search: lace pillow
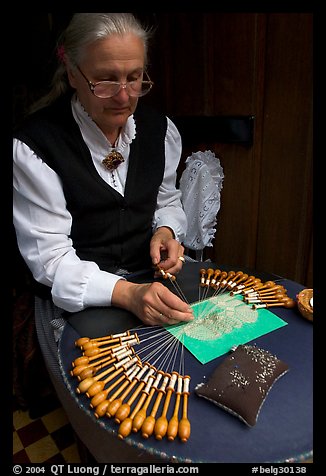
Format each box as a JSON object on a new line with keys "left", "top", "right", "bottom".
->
{"left": 195, "top": 344, "right": 289, "bottom": 426}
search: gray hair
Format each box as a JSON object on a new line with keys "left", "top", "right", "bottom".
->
{"left": 30, "top": 13, "right": 152, "bottom": 113}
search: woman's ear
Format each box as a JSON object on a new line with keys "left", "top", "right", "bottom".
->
{"left": 66, "top": 66, "right": 78, "bottom": 88}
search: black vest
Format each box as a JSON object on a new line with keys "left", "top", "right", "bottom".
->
{"left": 14, "top": 96, "right": 167, "bottom": 276}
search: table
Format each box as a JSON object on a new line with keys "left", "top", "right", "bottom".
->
{"left": 58, "top": 262, "right": 313, "bottom": 463}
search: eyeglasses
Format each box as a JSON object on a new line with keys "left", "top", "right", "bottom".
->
{"left": 76, "top": 66, "right": 154, "bottom": 98}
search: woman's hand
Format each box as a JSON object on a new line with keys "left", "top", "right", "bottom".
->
{"left": 150, "top": 226, "right": 185, "bottom": 277}
{"left": 111, "top": 279, "right": 194, "bottom": 326}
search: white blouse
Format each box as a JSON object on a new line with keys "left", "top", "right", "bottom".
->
{"left": 13, "top": 95, "right": 187, "bottom": 312}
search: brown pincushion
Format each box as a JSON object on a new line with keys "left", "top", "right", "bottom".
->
{"left": 195, "top": 344, "right": 289, "bottom": 426}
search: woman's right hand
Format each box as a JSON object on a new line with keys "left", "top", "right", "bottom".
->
{"left": 111, "top": 279, "right": 194, "bottom": 327}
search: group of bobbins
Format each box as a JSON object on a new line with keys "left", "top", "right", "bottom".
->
{"left": 156, "top": 265, "right": 176, "bottom": 281}
{"left": 70, "top": 331, "right": 191, "bottom": 443}
{"left": 199, "top": 268, "right": 296, "bottom": 310}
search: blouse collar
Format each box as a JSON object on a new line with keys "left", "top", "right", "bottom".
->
{"left": 71, "top": 94, "right": 136, "bottom": 151}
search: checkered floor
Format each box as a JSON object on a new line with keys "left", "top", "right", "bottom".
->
{"left": 13, "top": 395, "right": 81, "bottom": 464}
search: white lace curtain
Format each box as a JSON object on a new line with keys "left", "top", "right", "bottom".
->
{"left": 179, "top": 150, "right": 224, "bottom": 260}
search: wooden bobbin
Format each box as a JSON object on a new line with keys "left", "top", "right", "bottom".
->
{"left": 178, "top": 375, "right": 191, "bottom": 443}
{"left": 201, "top": 268, "right": 215, "bottom": 300}
{"left": 75, "top": 331, "right": 131, "bottom": 348}
{"left": 141, "top": 372, "right": 170, "bottom": 439}
{"left": 216, "top": 271, "right": 228, "bottom": 290}
{"left": 91, "top": 374, "right": 126, "bottom": 412}
{"left": 257, "top": 284, "right": 285, "bottom": 296}
{"left": 199, "top": 268, "right": 207, "bottom": 287}
{"left": 228, "top": 272, "right": 248, "bottom": 290}
{"left": 224, "top": 270, "right": 236, "bottom": 288}
{"left": 217, "top": 270, "right": 239, "bottom": 293}
{"left": 77, "top": 347, "right": 135, "bottom": 382}
{"left": 77, "top": 355, "right": 117, "bottom": 381}
{"left": 156, "top": 265, "right": 166, "bottom": 279}
{"left": 132, "top": 371, "right": 164, "bottom": 433}
{"left": 233, "top": 278, "right": 261, "bottom": 296}
{"left": 154, "top": 371, "right": 178, "bottom": 440}
{"left": 245, "top": 287, "right": 284, "bottom": 298}
{"left": 253, "top": 280, "right": 276, "bottom": 294}
{"left": 82, "top": 333, "right": 138, "bottom": 357}
{"left": 167, "top": 374, "right": 183, "bottom": 441}
{"left": 76, "top": 359, "right": 123, "bottom": 395}
{"left": 115, "top": 365, "right": 156, "bottom": 424}
{"left": 156, "top": 265, "right": 176, "bottom": 282}
{"left": 80, "top": 355, "right": 138, "bottom": 396}
{"left": 106, "top": 363, "right": 146, "bottom": 418}
{"left": 71, "top": 352, "right": 116, "bottom": 377}
{"left": 204, "top": 268, "right": 215, "bottom": 287}
{"left": 214, "top": 271, "right": 228, "bottom": 291}
{"left": 210, "top": 269, "right": 221, "bottom": 287}
{"left": 93, "top": 399, "right": 113, "bottom": 419}
{"left": 232, "top": 275, "right": 257, "bottom": 293}
{"left": 71, "top": 336, "right": 139, "bottom": 370}
{"left": 246, "top": 285, "right": 285, "bottom": 300}
{"left": 82, "top": 341, "right": 123, "bottom": 357}
{"left": 117, "top": 374, "right": 156, "bottom": 439}
{"left": 252, "top": 297, "right": 296, "bottom": 310}
{"left": 90, "top": 358, "right": 140, "bottom": 410}
{"left": 246, "top": 294, "right": 287, "bottom": 305}
{"left": 98, "top": 364, "right": 141, "bottom": 418}
{"left": 72, "top": 348, "right": 115, "bottom": 368}
{"left": 93, "top": 369, "right": 136, "bottom": 419}
{"left": 81, "top": 336, "right": 128, "bottom": 352}
{"left": 241, "top": 281, "right": 265, "bottom": 296}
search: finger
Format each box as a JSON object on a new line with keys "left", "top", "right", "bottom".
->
{"left": 158, "top": 307, "right": 193, "bottom": 323}
{"left": 156, "top": 255, "right": 184, "bottom": 276}
{"left": 157, "top": 285, "right": 192, "bottom": 314}
{"left": 150, "top": 238, "right": 168, "bottom": 266}
{"left": 158, "top": 312, "right": 180, "bottom": 326}
{"left": 142, "top": 282, "right": 193, "bottom": 322}
{"left": 156, "top": 242, "right": 183, "bottom": 269}
{"left": 166, "top": 244, "right": 185, "bottom": 270}
{"left": 170, "top": 310, "right": 194, "bottom": 322}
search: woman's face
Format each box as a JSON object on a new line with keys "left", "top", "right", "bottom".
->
{"left": 67, "top": 33, "right": 146, "bottom": 136}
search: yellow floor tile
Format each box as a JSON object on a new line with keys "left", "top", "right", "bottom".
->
{"left": 13, "top": 431, "right": 24, "bottom": 454}
{"left": 25, "top": 435, "right": 59, "bottom": 463}
{"left": 61, "top": 443, "right": 81, "bottom": 463}
{"left": 42, "top": 407, "right": 69, "bottom": 433}
{"left": 13, "top": 409, "right": 33, "bottom": 430}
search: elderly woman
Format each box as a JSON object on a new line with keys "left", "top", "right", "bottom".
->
{"left": 13, "top": 13, "right": 193, "bottom": 462}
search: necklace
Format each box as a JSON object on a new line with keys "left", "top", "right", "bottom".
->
{"left": 102, "top": 150, "right": 125, "bottom": 188}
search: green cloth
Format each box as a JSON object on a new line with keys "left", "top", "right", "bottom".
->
{"left": 166, "top": 294, "right": 287, "bottom": 364}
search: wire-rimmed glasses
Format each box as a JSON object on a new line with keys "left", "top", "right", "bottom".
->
{"left": 77, "top": 66, "right": 154, "bottom": 98}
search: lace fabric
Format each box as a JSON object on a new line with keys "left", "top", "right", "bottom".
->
{"left": 179, "top": 150, "right": 224, "bottom": 251}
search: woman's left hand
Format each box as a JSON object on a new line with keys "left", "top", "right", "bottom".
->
{"left": 150, "top": 226, "right": 185, "bottom": 276}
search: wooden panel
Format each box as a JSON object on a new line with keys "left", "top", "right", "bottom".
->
{"left": 207, "top": 13, "right": 259, "bottom": 115}
{"left": 143, "top": 13, "right": 208, "bottom": 115}
{"left": 143, "top": 13, "right": 263, "bottom": 272}
{"left": 147, "top": 13, "right": 258, "bottom": 114}
{"left": 200, "top": 14, "right": 263, "bottom": 268}
{"left": 150, "top": 13, "right": 313, "bottom": 286}
{"left": 256, "top": 13, "right": 313, "bottom": 284}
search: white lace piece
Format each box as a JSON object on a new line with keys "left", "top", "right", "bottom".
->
{"left": 179, "top": 150, "right": 224, "bottom": 250}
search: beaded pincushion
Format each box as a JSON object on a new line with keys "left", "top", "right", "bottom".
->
{"left": 195, "top": 344, "right": 289, "bottom": 426}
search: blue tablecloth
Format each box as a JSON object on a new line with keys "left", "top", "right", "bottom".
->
{"left": 58, "top": 262, "right": 313, "bottom": 463}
